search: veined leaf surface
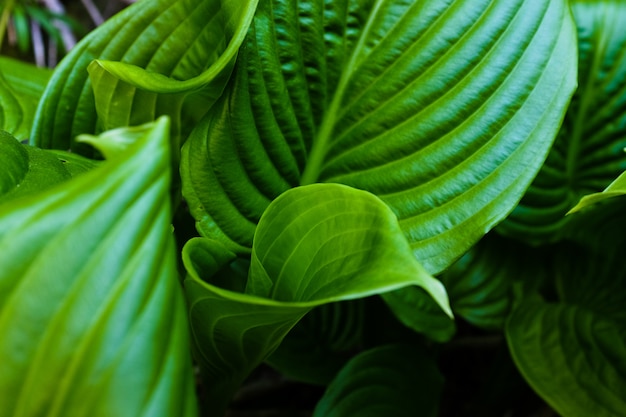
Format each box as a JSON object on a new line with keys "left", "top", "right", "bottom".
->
{"left": 183, "top": 183, "right": 450, "bottom": 415}
{"left": 0, "top": 118, "right": 198, "bottom": 417}
{"left": 31, "top": 0, "right": 259, "bottom": 154}
{"left": 0, "top": 56, "right": 51, "bottom": 140}
{"left": 498, "top": 0, "right": 626, "bottom": 245}
{"left": 182, "top": 0, "right": 577, "bottom": 274}
{"left": 312, "top": 344, "right": 443, "bottom": 417}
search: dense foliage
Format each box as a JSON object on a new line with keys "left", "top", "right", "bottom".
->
{"left": 1, "top": 0, "right": 625, "bottom": 416}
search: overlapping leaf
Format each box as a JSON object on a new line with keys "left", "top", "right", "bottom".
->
{"left": 0, "top": 118, "right": 198, "bottom": 417}
{"left": 0, "top": 56, "right": 51, "bottom": 139}
{"left": 312, "top": 344, "right": 443, "bottom": 417}
{"left": 182, "top": 0, "right": 577, "bottom": 274}
{"left": 183, "top": 183, "right": 450, "bottom": 415}
{"left": 568, "top": 168, "right": 626, "bottom": 214}
{"left": 31, "top": 0, "right": 258, "bottom": 154}
{"left": 498, "top": 0, "right": 626, "bottom": 245}
{"left": 0, "top": 130, "right": 96, "bottom": 204}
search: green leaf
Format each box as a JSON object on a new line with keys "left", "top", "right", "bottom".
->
{"left": 439, "top": 234, "right": 519, "bottom": 330}
{"left": 506, "top": 298, "right": 626, "bottom": 417}
{"left": 498, "top": 0, "right": 626, "bottom": 245}
{"left": 267, "top": 300, "right": 365, "bottom": 385}
{"left": 182, "top": 0, "right": 577, "bottom": 274}
{"left": 0, "top": 118, "right": 198, "bottom": 417}
{"left": 183, "top": 183, "right": 450, "bottom": 415}
{"left": 312, "top": 344, "right": 443, "bottom": 417}
{"left": 0, "top": 56, "right": 52, "bottom": 140}
{"left": 31, "top": 0, "right": 259, "bottom": 154}
{"left": 568, "top": 168, "right": 626, "bottom": 214}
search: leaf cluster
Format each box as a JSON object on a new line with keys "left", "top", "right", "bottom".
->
{"left": 0, "top": 0, "right": 625, "bottom": 416}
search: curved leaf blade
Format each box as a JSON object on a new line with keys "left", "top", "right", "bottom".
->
{"left": 0, "top": 118, "right": 198, "bottom": 417}
{"left": 183, "top": 183, "right": 450, "bottom": 415}
{"left": 182, "top": 0, "right": 577, "bottom": 274}
{"left": 312, "top": 344, "right": 443, "bottom": 417}
{"left": 498, "top": 0, "right": 626, "bottom": 245}
{"left": 31, "top": 0, "right": 258, "bottom": 153}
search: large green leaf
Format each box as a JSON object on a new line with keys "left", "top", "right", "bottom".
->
{"left": 498, "top": 0, "right": 626, "bottom": 245}
{"left": 0, "top": 56, "right": 51, "bottom": 140}
{"left": 31, "top": 0, "right": 258, "bottom": 154}
{"left": 0, "top": 118, "right": 198, "bottom": 417}
{"left": 312, "top": 344, "right": 443, "bottom": 417}
{"left": 182, "top": 0, "right": 577, "bottom": 274}
{"left": 183, "top": 183, "right": 450, "bottom": 415}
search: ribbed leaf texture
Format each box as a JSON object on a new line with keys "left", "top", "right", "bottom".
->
{"left": 31, "top": 0, "right": 258, "bottom": 154}
{"left": 498, "top": 0, "right": 626, "bottom": 245}
{"left": 312, "top": 344, "right": 443, "bottom": 417}
{"left": 183, "top": 183, "right": 450, "bottom": 415}
{"left": 182, "top": 0, "right": 577, "bottom": 274}
{"left": 0, "top": 118, "right": 198, "bottom": 417}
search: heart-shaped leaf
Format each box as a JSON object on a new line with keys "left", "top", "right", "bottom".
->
{"left": 183, "top": 183, "right": 450, "bottom": 415}
{"left": 312, "top": 344, "right": 443, "bottom": 417}
{"left": 31, "top": 0, "right": 259, "bottom": 154}
{"left": 182, "top": 0, "right": 577, "bottom": 274}
{"left": 0, "top": 118, "right": 198, "bottom": 417}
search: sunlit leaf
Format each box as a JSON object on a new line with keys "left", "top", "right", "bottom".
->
{"left": 0, "top": 118, "right": 198, "bottom": 417}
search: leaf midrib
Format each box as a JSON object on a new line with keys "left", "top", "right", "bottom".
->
{"left": 299, "top": 0, "right": 385, "bottom": 185}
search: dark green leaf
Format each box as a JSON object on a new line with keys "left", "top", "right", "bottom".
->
{"left": 0, "top": 118, "right": 198, "bottom": 417}
{"left": 312, "top": 344, "right": 443, "bottom": 417}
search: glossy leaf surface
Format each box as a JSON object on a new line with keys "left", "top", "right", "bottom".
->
{"left": 183, "top": 183, "right": 450, "bottom": 415}
{"left": 0, "top": 118, "right": 198, "bottom": 417}
{"left": 498, "top": 0, "right": 626, "bottom": 244}
{"left": 312, "top": 344, "right": 443, "bottom": 417}
{"left": 182, "top": 0, "right": 577, "bottom": 274}
{"left": 31, "top": 0, "right": 259, "bottom": 154}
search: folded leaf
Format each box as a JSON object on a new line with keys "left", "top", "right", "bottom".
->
{"left": 183, "top": 183, "right": 450, "bottom": 415}
{"left": 182, "top": 0, "right": 577, "bottom": 274}
{"left": 312, "top": 344, "right": 443, "bottom": 417}
{"left": 498, "top": 0, "right": 626, "bottom": 245}
{"left": 0, "top": 118, "right": 198, "bottom": 417}
{"left": 0, "top": 56, "right": 51, "bottom": 140}
{"left": 31, "top": 0, "right": 259, "bottom": 154}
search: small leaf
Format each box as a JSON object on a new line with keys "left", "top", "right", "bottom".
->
{"left": 183, "top": 183, "right": 450, "bottom": 415}
{"left": 0, "top": 118, "right": 198, "bottom": 417}
{"left": 312, "top": 344, "right": 443, "bottom": 417}
{"left": 567, "top": 169, "right": 626, "bottom": 214}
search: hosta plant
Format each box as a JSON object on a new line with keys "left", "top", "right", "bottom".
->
{"left": 0, "top": 0, "right": 624, "bottom": 416}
